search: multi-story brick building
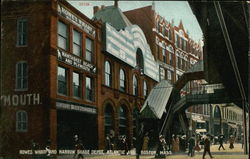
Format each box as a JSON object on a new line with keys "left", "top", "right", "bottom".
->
{"left": 1, "top": 0, "right": 101, "bottom": 157}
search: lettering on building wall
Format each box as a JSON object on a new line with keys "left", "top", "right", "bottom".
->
{"left": 57, "top": 4, "right": 95, "bottom": 37}
{"left": 0, "top": 94, "right": 41, "bottom": 106}
{"left": 56, "top": 102, "right": 96, "bottom": 114}
{"left": 57, "top": 50, "right": 96, "bottom": 73}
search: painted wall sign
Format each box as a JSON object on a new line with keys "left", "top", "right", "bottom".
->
{"left": 0, "top": 93, "right": 41, "bottom": 106}
{"left": 56, "top": 102, "right": 96, "bottom": 114}
{"left": 57, "top": 4, "right": 95, "bottom": 37}
{"left": 57, "top": 49, "right": 96, "bottom": 73}
{"left": 104, "top": 23, "right": 159, "bottom": 81}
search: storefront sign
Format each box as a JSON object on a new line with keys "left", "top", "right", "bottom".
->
{"left": 0, "top": 93, "right": 41, "bottom": 106}
{"left": 56, "top": 102, "right": 96, "bottom": 114}
{"left": 57, "top": 4, "right": 95, "bottom": 37}
{"left": 57, "top": 50, "right": 96, "bottom": 73}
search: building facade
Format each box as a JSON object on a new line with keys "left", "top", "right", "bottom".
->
{"left": 1, "top": 0, "right": 101, "bottom": 157}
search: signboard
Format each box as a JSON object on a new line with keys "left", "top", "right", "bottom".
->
{"left": 56, "top": 101, "right": 96, "bottom": 114}
{"left": 104, "top": 23, "right": 159, "bottom": 81}
{"left": 0, "top": 93, "right": 41, "bottom": 106}
{"left": 57, "top": 49, "right": 96, "bottom": 73}
{"left": 57, "top": 4, "right": 95, "bottom": 37}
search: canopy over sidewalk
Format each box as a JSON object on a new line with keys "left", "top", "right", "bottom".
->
{"left": 140, "top": 80, "right": 173, "bottom": 119}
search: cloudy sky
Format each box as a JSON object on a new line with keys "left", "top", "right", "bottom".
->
{"left": 68, "top": 0, "right": 203, "bottom": 42}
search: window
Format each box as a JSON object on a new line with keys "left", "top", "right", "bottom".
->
{"left": 57, "top": 66, "right": 67, "bottom": 95}
{"left": 73, "top": 72, "right": 81, "bottom": 98}
{"left": 182, "top": 59, "right": 185, "bottom": 70}
{"left": 119, "top": 69, "right": 126, "bottom": 92}
{"left": 58, "top": 21, "right": 68, "bottom": 50}
{"left": 143, "top": 81, "right": 148, "bottom": 97}
{"left": 133, "top": 75, "right": 138, "bottom": 96}
{"left": 73, "top": 30, "right": 81, "bottom": 56}
{"left": 86, "top": 38, "right": 93, "bottom": 62}
{"left": 167, "top": 70, "right": 172, "bottom": 81}
{"left": 17, "top": 18, "right": 27, "bottom": 46}
{"left": 119, "top": 106, "right": 127, "bottom": 135}
{"left": 16, "top": 61, "right": 28, "bottom": 90}
{"left": 105, "top": 61, "right": 112, "bottom": 87}
{"left": 168, "top": 29, "right": 172, "bottom": 40}
{"left": 175, "top": 34, "right": 178, "bottom": 47}
{"left": 86, "top": 77, "right": 94, "bottom": 101}
{"left": 105, "top": 105, "right": 113, "bottom": 135}
{"left": 180, "top": 38, "right": 183, "bottom": 49}
{"left": 16, "top": 111, "right": 27, "bottom": 132}
{"left": 163, "top": 48, "right": 166, "bottom": 63}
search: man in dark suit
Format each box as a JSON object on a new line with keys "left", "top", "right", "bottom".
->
{"left": 202, "top": 134, "right": 214, "bottom": 159}
{"left": 218, "top": 135, "right": 225, "bottom": 150}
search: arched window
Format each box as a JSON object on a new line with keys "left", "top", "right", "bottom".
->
{"left": 133, "top": 75, "right": 138, "bottom": 96}
{"left": 119, "top": 69, "right": 126, "bottom": 92}
{"left": 136, "top": 49, "right": 144, "bottom": 72}
{"left": 214, "top": 106, "right": 221, "bottom": 118}
{"left": 16, "top": 111, "right": 28, "bottom": 132}
{"left": 105, "top": 61, "right": 112, "bottom": 87}
{"left": 143, "top": 81, "right": 148, "bottom": 97}
{"left": 119, "top": 106, "right": 128, "bottom": 135}
{"left": 168, "top": 29, "right": 172, "bottom": 40}
{"left": 105, "top": 104, "right": 114, "bottom": 135}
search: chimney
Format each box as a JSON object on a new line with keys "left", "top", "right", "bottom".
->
{"left": 114, "top": 0, "right": 118, "bottom": 8}
{"left": 93, "top": 6, "right": 99, "bottom": 14}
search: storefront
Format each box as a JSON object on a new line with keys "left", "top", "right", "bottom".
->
{"left": 56, "top": 100, "right": 97, "bottom": 149}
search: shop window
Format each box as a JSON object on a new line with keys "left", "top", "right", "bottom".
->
{"left": 133, "top": 75, "right": 138, "bottom": 96}
{"left": 119, "top": 69, "right": 126, "bottom": 92}
{"left": 73, "top": 72, "right": 81, "bottom": 98}
{"left": 16, "top": 111, "right": 28, "bottom": 132}
{"left": 104, "top": 61, "right": 112, "bottom": 87}
{"left": 86, "top": 76, "right": 94, "bottom": 101}
{"left": 16, "top": 61, "right": 28, "bottom": 90}
{"left": 57, "top": 66, "right": 67, "bottom": 95}
{"left": 119, "top": 106, "right": 128, "bottom": 135}
{"left": 86, "top": 38, "right": 93, "bottom": 62}
{"left": 143, "top": 81, "right": 148, "bottom": 97}
{"left": 57, "top": 21, "right": 68, "bottom": 50}
{"left": 17, "top": 18, "right": 27, "bottom": 46}
{"left": 73, "top": 30, "right": 81, "bottom": 56}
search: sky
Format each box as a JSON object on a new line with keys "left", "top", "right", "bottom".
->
{"left": 67, "top": 0, "right": 203, "bottom": 43}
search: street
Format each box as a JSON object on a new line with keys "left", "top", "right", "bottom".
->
{"left": 57, "top": 144, "right": 247, "bottom": 159}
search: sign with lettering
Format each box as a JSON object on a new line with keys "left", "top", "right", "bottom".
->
{"left": 57, "top": 4, "right": 95, "bottom": 37}
{"left": 0, "top": 94, "right": 41, "bottom": 106}
{"left": 56, "top": 101, "right": 96, "bottom": 114}
{"left": 57, "top": 50, "right": 96, "bottom": 73}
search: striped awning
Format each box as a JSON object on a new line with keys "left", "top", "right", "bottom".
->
{"left": 140, "top": 80, "right": 173, "bottom": 119}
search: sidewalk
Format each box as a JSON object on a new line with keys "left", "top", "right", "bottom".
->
{"left": 57, "top": 144, "right": 248, "bottom": 159}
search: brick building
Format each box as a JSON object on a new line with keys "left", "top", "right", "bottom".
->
{"left": 1, "top": 0, "right": 101, "bottom": 157}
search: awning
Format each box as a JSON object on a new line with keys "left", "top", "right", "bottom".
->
{"left": 140, "top": 80, "right": 173, "bottom": 119}
{"left": 228, "top": 123, "right": 237, "bottom": 129}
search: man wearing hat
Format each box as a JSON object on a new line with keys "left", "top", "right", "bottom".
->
{"left": 202, "top": 134, "right": 214, "bottom": 159}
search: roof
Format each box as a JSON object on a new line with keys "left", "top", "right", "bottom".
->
{"left": 93, "top": 6, "right": 132, "bottom": 30}
{"left": 140, "top": 80, "right": 173, "bottom": 119}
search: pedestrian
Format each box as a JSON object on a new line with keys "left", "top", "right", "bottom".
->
{"left": 229, "top": 135, "right": 234, "bottom": 149}
{"left": 73, "top": 135, "right": 80, "bottom": 159}
{"left": 45, "top": 139, "right": 51, "bottom": 159}
{"left": 187, "top": 134, "right": 195, "bottom": 157}
{"left": 142, "top": 132, "right": 150, "bottom": 151}
{"left": 121, "top": 135, "right": 128, "bottom": 155}
{"left": 155, "top": 135, "right": 166, "bottom": 158}
{"left": 104, "top": 134, "right": 111, "bottom": 153}
{"left": 194, "top": 134, "right": 201, "bottom": 152}
{"left": 202, "top": 134, "right": 214, "bottom": 159}
{"left": 218, "top": 135, "right": 225, "bottom": 150}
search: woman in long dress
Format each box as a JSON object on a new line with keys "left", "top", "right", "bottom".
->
{"left": 229, "top": 135, "right": 235, "bottom": 149}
